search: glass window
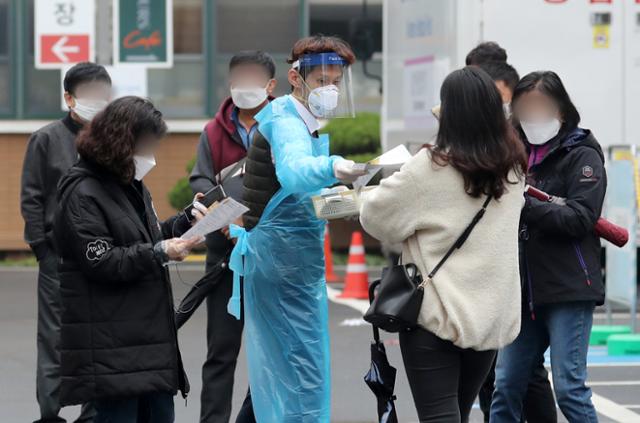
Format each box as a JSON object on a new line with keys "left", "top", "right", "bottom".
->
{"left": 0, "top": 0, "right": 11, "bottom": 115}
{"left": 14, "top": 0, "right": 305, "bottom": 119}
{"left": 24, "top": 0, "right": 65, "bottom": 118}
{"left": 148, "top": 0, "right": 206, "bottom": 118}
{"left": 22, "top": 0, "right": 207, "bottom": 119}
{"left": 210, "top": 0, "right": 302, "bottom": 111}
{"left": 309, "top": 1, "right": 383, "bottom": 113}
{"left": 309, "top": 1, "right": 382, "bottom": 53}
{"left": 216, "top": 0, "right": 301, "bottom": 54}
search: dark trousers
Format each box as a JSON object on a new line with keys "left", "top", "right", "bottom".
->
{"left": 200, "top": 268, "right": 245, "bottom": 423}
{"left": 35, "top": 251, "right": 95, "bottom": 423}
{"left": 235, "top": 390, "right": 256, "bottom": 423}
{"left": 94, "top": 392, "right": 173, "bottom": 423}
{"left": 399, "top": 327, "right": 496, "bottom": 423}
{"left": 478, "top": 357, "right": 557, "bottom": 423}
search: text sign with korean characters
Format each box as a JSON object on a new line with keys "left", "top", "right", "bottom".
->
{"left": 35, "top": 0, "right": 96, "bottom": 69}
{"left": 114, "top": 0, "right": 174, "bottom": 68}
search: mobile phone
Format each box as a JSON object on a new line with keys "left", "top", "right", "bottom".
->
{"left": 184, "top": 185, "right": 226, "bottom": 222}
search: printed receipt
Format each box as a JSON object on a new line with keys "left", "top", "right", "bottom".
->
{"left": 181, "top": 198, "right": 249, "bottom": 240}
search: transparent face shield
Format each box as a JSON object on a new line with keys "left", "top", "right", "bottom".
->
{"left": 292, "top": 52, "right": 355, "bottom": 119}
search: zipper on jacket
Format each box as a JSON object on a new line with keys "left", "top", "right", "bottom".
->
{"left": 525, "top": 258, "right": 536, "bottom": 321}
{"left": 520, "top": 225, "right": 536, "bottom": 321}
{"left": 573, "top": 243, "right": 592, "bottom": 286}
{"left": 139, "top": 186, "right": 189, "bottom": 398}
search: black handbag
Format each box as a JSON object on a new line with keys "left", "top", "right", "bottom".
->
{"left": 364, "top": 195, "right": 492, "bottom": 333}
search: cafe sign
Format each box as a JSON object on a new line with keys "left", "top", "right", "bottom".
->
{"left": 113, "top": 0, "right": 173, "bottom": 68}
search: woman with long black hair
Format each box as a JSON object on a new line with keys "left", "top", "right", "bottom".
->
{"left": 490, "top": 71, "right": 606, "bottom": 423}
{"left": 360, "top": 66, "right": 527, "bottom": 422}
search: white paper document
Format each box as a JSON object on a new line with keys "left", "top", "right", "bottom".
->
{"left": 367, "top": 144, "right": 412, "bottom": 167}
{"left": 181, "top": 198, "right": 249, "bottom": 240}
{"left": 352, "top": 145, "right": 412, "bottom": 189}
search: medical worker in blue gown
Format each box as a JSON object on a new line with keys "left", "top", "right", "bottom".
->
{"left": 226, "top": 36, "right": 366, "bottom": 423}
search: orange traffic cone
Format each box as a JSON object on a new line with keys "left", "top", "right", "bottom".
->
{"left": 339, "top": 231, "right": 369, "bottom": 299}
{"left": 324, "top": 226, "right": 342, "bottom": 283}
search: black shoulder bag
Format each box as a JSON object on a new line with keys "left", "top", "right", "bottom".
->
{"left": 364, "top": 195, "right": 492, "bottom": 333}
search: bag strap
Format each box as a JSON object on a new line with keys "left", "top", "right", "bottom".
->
{"left": 368, "top": 280, "right": 381, "bottom": 343}
{"left": 427, "top": 195, "right": 492, "bottom": 280}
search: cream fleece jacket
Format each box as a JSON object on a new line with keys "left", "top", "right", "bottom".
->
{"left": 360, "top": 148, "right": 524, "bottom": 351}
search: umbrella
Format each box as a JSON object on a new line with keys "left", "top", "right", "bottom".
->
{"left": 175, "top": 254, "right": 229, "bottom": 329}
{"left": 364, "top": 280, "right": 399, "bottom": 423}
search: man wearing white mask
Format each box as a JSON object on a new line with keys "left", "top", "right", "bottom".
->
{"left": 228, "top": 35, "right": 366, "bottom": 423}
{"left": 189, "top": 50, "right": 276, "bottom": 423}
{"left": 20, "top": 62, "right": 111, "bottom": 423}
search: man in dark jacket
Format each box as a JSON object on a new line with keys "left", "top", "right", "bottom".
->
{"left": 189, "top": 51, "right": 276, "bottom": 423}
{"left": 20, "top": 62, "right": 111, "bottom": 423}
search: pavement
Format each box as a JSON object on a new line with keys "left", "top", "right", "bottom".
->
{"left": 1, "top": 265, "right": 640, "bottom": 422}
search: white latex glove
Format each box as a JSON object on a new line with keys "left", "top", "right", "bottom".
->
{"left": 333, "top": 159, "right": 368, "bottom": 185}
{"left": 550, "top": 196, "right": 566, "bottom": 206}
{"left": 162, "top": 237, "right": 202, "bottom": 261}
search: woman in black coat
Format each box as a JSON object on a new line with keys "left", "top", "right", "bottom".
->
{"left": 53, "top": 96, "right": 205, "bottom": 423}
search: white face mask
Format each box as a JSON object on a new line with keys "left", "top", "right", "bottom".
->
{"left": 308, "top": 85, "right": 339, "bottom": 118}
{"left": 230, "top": 84, "right": 268, "bottom": 109}
{"left": 71, "top": 98, "right": 108, "bottom": 122}
{"left": 133, "top": 154, "right": 156, "bottom": 181}
{"left": 521, "top": 118, "right": 561, "bottom": 145}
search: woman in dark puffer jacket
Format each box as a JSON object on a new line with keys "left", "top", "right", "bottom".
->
{"left": 54, "top": 96, "right": 205, "bottom": 422}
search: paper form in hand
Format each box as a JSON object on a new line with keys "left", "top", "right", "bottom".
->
{"left": 181, "top": 198, "right": 249, "bottom": 240}
{"left": 352, "top": 145, "right": 412, "bottom": 189}
{"left": 367, "top": 144, "right": 412, "bottom": 167}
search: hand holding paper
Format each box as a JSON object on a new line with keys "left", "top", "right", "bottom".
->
{"left": 333, "top": 159, "right": 368, "bottom": 184}
{"left": 181, "top": 197, "right": 249, "bottom": 240}
{"left": 353, "top": 145, "right": 412, "bottom": 189}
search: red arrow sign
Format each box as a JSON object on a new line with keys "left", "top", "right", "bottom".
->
{"left": 40, "top": 35, "right": 90, "bottom": 64}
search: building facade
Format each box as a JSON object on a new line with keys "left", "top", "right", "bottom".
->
{"left": 0, "top": 0, "right": 381, "bottom": 251}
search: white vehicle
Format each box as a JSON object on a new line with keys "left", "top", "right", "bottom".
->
{"left": 382, "top": 0, "right": 640, "bottom": 152}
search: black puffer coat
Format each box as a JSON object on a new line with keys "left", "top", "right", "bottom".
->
{"left": 53, "top": 159, "right": 190, "bottom": 405}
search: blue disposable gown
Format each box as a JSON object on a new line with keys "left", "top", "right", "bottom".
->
{"left": 228, "top": 95, "right": 341, "bottom": 422}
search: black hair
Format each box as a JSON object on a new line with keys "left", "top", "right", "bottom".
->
{"left": 465, "top": 42, "right": 507, "bottom": 66}
{"left": 478, "top": 61, "right": 520, "bottom": 92}
{"left": 77, "top": 96, "right": 166, "bottom": 184}
{"left": 431, "top": 66, "right": 527, "bottom": 199}
{"left": 63, "top": 62, "right": 111, "bottom": 95}
{"left": 286, "top": 34, "right": 356, "bottom": 90}
{"left": 229, "top": 50, "right": 276, "bottom": 79}
{"left": 511, "top": 71, "right": 581, "bottom": 142}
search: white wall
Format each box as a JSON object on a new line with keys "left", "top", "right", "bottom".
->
{"left": 383, "top": 0, "right": 640, "bottom": 150}
{"left": 482, "top": 0, "right": 640, "bottom": 147}
{"left": 382, "top": 0, "right": 458, "bottom": 152}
